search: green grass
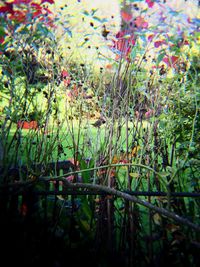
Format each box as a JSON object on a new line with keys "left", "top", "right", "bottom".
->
{"left": 4, "top": 117, "right": 148, "bottom": 161}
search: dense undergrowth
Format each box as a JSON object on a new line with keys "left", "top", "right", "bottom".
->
{"left": 0, "top": 1, "right": 200, "bottom": 266}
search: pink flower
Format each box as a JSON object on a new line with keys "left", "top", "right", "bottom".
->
{"left": 65, "top": 175, "right": 74, "bottom": 182}
{"left": 61, "top": 69, "right": 69, "bottom": 78}
{"left": 146, "top": 0, "right": 155, "bottom": 8}
{"left": 148, "top": 34, "right": 155, "bottom": 42}
{"left": 135, "top": 16, "right": 148, "bottom": 29}
{"left": 64, "top": 79, "right": 71, "bottom": 86}
{"left": 145, "top": 109, "right": 154, "bottom": 119}
{"left": 154, "top": 40, "right": 167, "bottom": 48}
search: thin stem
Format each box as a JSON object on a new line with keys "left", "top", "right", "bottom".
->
{"left": 41, "top": 162, "right": 167, "bottom": 185}
{"left": 39, "top": 178, "right": 200, "bottom": 232}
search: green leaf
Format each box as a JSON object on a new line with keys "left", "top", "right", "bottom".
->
{"left": 130, "top": 47, "right": 137, "bottom": 60}
{"left": 159, "top": 172, "right": 170, "bottom": 178}
{"left": 166, "top": 166, "right": 175, "bottom": 174}
{"left": 129, "top": 172, "right": 139, "bottom": 178}
{"left": 18, "top": 27, "right": 29, "bottom": 35}
{"left": 78, "top": 156, "right": 92, "bottom": 183}
{"left": 156, "top": 52, "right": 165, "bottom": 66}
{"left": 83, "top": 10, "right": 90, "bottom": 16}
{"left": 93, "top": 16, "right": 107, "bottom": 23}
{"left": 91, "top": 9, "right": 98, "bottom": 16}
{"left": 153, "top": 213, "right": 162, "bottom": 225}
{"left": 170, "top": 45, "right": 180, "bottom": 53}
{"left": 80, "top": 199, "right": 92, "bottom": 219}
{"left": 64, "top": 27, "right": 72, "bottom": 38}
{"left": 79, "top": 219, "right": 90, "bottom": 232}
{"left": 36, "top": 23, "right": 49, "bottom": 36}
{"left": 0, "top": 27, "right": 5, "bottom": 37}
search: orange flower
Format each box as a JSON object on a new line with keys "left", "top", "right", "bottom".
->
{"left": 105, "top": 64, "right": 113, "bottom": 70}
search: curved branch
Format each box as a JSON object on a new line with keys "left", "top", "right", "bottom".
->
{"left": 41, "top": 163, "right": 167, "bottom": 186}
{"left": 40, "top": 177, "right": 200, "bottom": 232}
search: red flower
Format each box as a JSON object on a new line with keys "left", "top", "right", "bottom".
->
{"left": 187, "top": 17, "right": 191, "bottom": 23}
{"left": 120, "top": 159, "right": 129, "bottom": 164}
{"left": 121, "top": 10, "right": 133, "bottom": 23}
{"left": 41, "top": 0, "right": 54, "bottom": 4}
{"left": 21, "top": 203, "right": 28, "bottom": 216}
{"left": 32, "top": 4, "right": 52, "bottom": 20}
{"left": 183, "top": 40, "right": 189, "bottom": 45}
{"left": 9, "top": 10, "right": 27, "bottom": 23}
{"left": 152, "top": 65, "right": 163, "bottom": 69}
{"left": 0, "top": 3, "right": 14, "bottom": 14}
{"left": 178, "top": 39, "right": 189, "bottom": 47}
{"left": 163, "top": 56, "right": 179, "bottom": 68}
{"left": 32, "top": 10, "right": 42, "bottom": 18}
{"left": 61, "top": 70, "right": 71, "bottom": 86}
{"left": 113, "top": 30, "right": 135, "bottom": 60}
{"left": 0, "top": 37, "right": 4, "bottom": 44}
{"left": 43, "top": 7, "right": 53, "bottom": 14}
{"left": 31, "top": 3, "right": 42, "bottom": 9}
{"left": 17, "top": 121, "right": 38, "bottom": 129}
{"left": 12, "top": 0, "right": 32, "bottom": 4}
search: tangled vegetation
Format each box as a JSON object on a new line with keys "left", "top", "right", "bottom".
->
{"left": 0, "top": 1, "right": 199, "bottom": 267}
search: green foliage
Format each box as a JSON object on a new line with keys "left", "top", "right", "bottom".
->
{"left": 0, "top": 1, "right": 200, "bottom": 266}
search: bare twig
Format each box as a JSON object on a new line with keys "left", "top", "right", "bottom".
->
{"left": 38, "top": 177, "right": 200, "bottom": 232}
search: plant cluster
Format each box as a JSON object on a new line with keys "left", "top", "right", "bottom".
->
{"left": 0, "top": 1, "right": 200, "bottom": 267}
